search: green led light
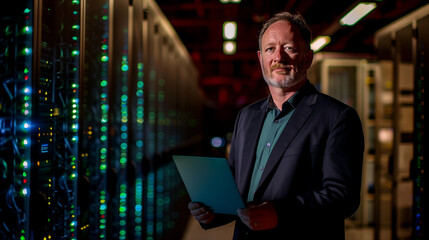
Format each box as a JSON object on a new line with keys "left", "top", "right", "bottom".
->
{"left": 149, "top": 112, "right": 155, "bottom": 120}
{"left": 22, "top": 48, "right": 31, "bottom": 55}
{"left": 72, "top": 0, "right": 80, "bottom": 4}
{"left": 101, "top": 45, "right": 108, "bottom": 50}
{"left": 121, "top": 133, "right": 128, "bottom": 139}
{"left": 121, "top": 65, "right": 129, "bottom": 71}
{"left": 24, "top": 8, "right": 31, "bottom": 13}
{"left": 101, "top": 56, "right": 108, "bottom": 62}
{"left": 100, "top": 80, "right": 107, "bottom": 87}
{"left": 102, "top": 16, "right": 108, "bottom": 20}
{"left": 100, "top": 164, "right": 107, "bottom": 170}
{"left": 72, "top": 36, "right": 78, "bottom": 41}
{"left": 71, "top": 50, "right": 79, "bottom": 56}
{"left": 137, "top": 62, "right": 143, "bottom": 69}
{"left": 120, "top": 158, "right": 127, "bottom": 164}
{"left": 121, "top": 95, "right": 128, "bottom": 102}
{"left": 137, "top": 90, "right": 143, "bottom": 97}
{"left": 22, "top": 26, "right": 32, "bottom": 34}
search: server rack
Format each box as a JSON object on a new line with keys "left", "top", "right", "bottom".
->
{"left": 0, "top": 0, "right": 203, "bottom": 239}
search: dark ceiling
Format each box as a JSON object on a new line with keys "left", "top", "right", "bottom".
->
{"left": 155, "top": 0, "right": 427, "bottom": 138}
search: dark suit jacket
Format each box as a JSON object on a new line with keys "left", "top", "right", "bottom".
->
{"left": 206, "top": 81, "right": 364, "bottom": 240}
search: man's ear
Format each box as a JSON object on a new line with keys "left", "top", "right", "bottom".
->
{"left": 257, "top": 50, "right": 262, "bottom": 65}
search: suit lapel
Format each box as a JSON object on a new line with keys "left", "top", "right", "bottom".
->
{"left": 256, "top": 87, "right": 317, "bottom": 194}
{"left": 238, "top": 102, "right": 267, "bottom": 194}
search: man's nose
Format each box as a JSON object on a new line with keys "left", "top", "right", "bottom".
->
{"left": 273, "top": 48, "right": 286, "bottom": 63}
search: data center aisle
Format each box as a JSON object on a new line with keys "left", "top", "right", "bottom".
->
{"left": 182, "top": 217, "right": 235, "bottom": 240}
{"left": 182, "top": 216, "right": 374, "bottom": 240}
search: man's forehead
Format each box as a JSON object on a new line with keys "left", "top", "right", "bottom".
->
{"left": 261, "top": 21, "right": 300, "bottom": 44}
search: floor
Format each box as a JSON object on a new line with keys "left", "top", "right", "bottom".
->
{"left": 182, "top": 217, "right": 375, "bottom": 240}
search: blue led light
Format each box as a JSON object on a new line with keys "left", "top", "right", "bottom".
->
{"left": 211, "top": 137, "right": 225, "bottom": 148}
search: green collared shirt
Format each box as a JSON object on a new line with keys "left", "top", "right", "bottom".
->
{"left": 247, "top": 92, "right": 300, "bottom": 202}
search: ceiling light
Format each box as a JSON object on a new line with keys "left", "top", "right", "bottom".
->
{"left": 220, "top": 0, "right": 241, "bottom": 3}
{"left": 223, "top": 41, "right": 236, "bottom": 55}
{"left": 340, "top": 2, "right": 377, "bottom": 26}
{"left": 311, "top": 36, "right": 331, "bottom": 52}
{"left": 223, "top": 21, "right": 237, "bottom": 40}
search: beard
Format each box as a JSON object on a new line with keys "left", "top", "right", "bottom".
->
{"left": 262, "top": 62, "right": 307, "bottom": 89}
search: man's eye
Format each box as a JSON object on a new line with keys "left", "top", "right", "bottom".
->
{"left": 265, "top": 47, "right": 274, "bottom": 52}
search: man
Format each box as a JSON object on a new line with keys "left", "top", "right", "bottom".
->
{"left": 189, "top": 12, "right": 364, "bottom": 239}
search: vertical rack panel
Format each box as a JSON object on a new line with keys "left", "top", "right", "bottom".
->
{"left": 0, "top": 1, "right": 33, "bottom": 239}
{"left": 126, "top": 2, "right": 136, "bottom": 239}
{"left": 155, "top": 27, "right": 167, "bottom": 239}
{"left": 107, "top": 0, "right": 130, "bottom": 239}
{"left": 31, "top": 0, "right": 81, "bottom": 238}
{"left": 392, "top": 24, "right": 414, "bottom": 240}
{"left": 375, "top": 60, "right": 394, "bottom": 240}
{"left": 414, "top": 13, "right": 427, "bottom": 240}
{"left": 129, "top": 0, "right": 146, "bottom": 239}
{"left": 79, "top": 0, "right": 110, "bottom": 238}
{"left": 143, "top": 4, "right": 157, "bottom": 239}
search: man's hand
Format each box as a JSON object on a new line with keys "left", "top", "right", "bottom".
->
{"left": 188, "top": 202, "right": 215, "bottom": 225}
{"left": 237, "top": 201, "right": 278, "bottom": 231}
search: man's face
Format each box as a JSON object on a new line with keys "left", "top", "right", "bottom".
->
{"left": 258, "top": 20, "right": 313, "bottom": 89}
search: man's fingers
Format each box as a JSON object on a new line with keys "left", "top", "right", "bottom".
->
{"left": 188, "top": 202, "right": 215, "bottom": 224}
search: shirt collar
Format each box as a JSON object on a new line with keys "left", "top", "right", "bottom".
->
{"left": 266, "top": 80, "right": 308, "bottom": 112}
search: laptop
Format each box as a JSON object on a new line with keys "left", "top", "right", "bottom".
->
{"left": 172, "top": 155, "right": 245, "bottom": 215}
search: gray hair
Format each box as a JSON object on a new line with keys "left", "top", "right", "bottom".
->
{"left": 258, "top": 12, "right": 312, "bottom": 50}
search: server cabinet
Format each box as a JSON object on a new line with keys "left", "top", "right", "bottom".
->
{"left": 1, "top": 0, "right": 202, "bottom": 239}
